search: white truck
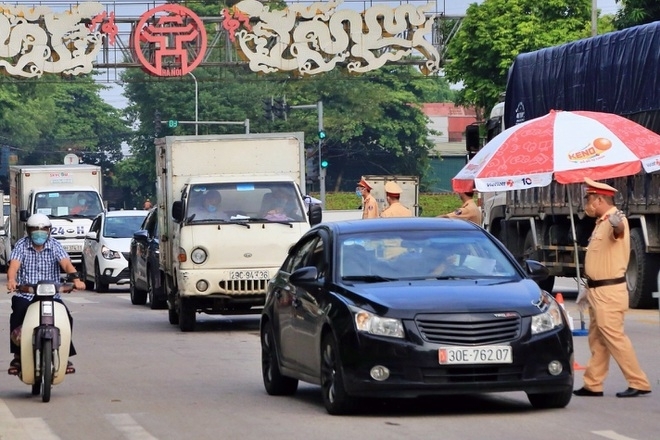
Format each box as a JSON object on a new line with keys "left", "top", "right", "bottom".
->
{"left": 9, "top": 164, "right": 104, "bottom": 265}
{"left": 156, "top": 133, "right": 322, "bottom": 331}
{"left": 0, "top": 192, "right": 10, "bottom": 271}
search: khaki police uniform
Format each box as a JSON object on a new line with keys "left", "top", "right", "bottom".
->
{"left": 357, "top": 178, "right": 379, "bottom": 219}
{"left": 581, "top": 180, "right": 651, "bottom": 393}
{"left": 381, "top": 181, "right": 412, "bottom": 218}
{"left": 445, "top": 199, "right": 481, "bottom": 225}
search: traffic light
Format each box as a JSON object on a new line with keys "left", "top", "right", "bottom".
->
{"left": 320, "top": 159, "right": 328, "bottom": 168}
{"left": 318, "top": 130, "right": 327, "bottom": 140}
{"left": 154, "top": 110, "right": 161, "bottom": 135}
{"left": 465, "top": 123, "right": 481, "bottom": 161}
{"left": 263, "top": 98, "right": 274, "bottom": 121}
{"left": 273, "top": 98, "right": 290, "bottom": 120}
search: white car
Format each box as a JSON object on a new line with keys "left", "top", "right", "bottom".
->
{"left": 82, "top": 210, "right": 148, "bottom": 292}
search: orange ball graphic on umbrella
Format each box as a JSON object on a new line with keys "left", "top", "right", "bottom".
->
{"left": 593, "top": 138, "right": 612, "bottom": 153}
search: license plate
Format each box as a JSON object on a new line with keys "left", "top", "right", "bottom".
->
{"left": 438, "top": 346, "right": 512, "bottom": 365}
{"left": 229, "top": 270, "right": 270, "bottom": 280}
{"left": 64, "top": 245, "right": 83, "bottom": 252}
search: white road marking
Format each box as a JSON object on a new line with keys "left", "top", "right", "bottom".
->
{"left": 105, "top": 413, "right": 158, "bottom": 440}
{"left": 0, "top": 400, "right": 31, "bottom": 440}
{"left": 18, "top": 418, "right": 61, "bottom": 440}
{"left": 592, "top": 431, "right": 639, "bottom": 440}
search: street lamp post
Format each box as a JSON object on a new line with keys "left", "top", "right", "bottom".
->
{"left": 188, "top": 72, "right": 199, "bottom": 135}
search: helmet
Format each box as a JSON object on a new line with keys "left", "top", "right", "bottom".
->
{"left": 27, "top": 213, "right": 52, "bottom": 229}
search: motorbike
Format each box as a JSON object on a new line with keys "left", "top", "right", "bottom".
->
{"left": 11, "top": 281, "right": 73, "bottom": 402}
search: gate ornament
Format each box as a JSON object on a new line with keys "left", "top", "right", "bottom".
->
{"left": 0, "top": 2, "right": 117, "bottom": 78}
{"left": 222, "top": 0, "right": 440, "bottom": 76}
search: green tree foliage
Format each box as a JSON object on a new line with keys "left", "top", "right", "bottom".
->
{"left": 119, "top": 1, "right": 454, "bottom": 197}
{"left": 0, "top": 76, "right": 130, "bottom": 194}
{"left": 614, "top": 0, "right": 660, "bottom": 29}
{"left": 444, "top": 0, "right": 595, "bottom": 115}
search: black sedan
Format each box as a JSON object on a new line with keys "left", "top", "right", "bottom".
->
{"left": 260, "top": 218, "right": 574, "bottom": 415}
{"left": 129, "top": 207, "right": 166, "bottom": 309}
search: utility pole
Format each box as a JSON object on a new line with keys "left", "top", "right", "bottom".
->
{"left": 317, "top": 101, "right": 325, "bottom": 207}
{"left": 188, "top": 72, "right": 199, "bottom": 135}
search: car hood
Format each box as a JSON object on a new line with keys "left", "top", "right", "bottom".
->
{"left": 341, "top": 279, "right": 546, "bottom": 318}
{"left": 101, "top": 237, "right": 132, "bottom": 253}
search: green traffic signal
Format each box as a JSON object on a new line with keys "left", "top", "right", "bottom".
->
{"left": 321, "top": 160, "right": 328, "bottom": 168}
{"left": 318, "top": 130, "right": 326, "bottom": 140}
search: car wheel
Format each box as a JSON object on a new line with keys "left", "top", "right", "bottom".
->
{"left": 81, "top": 259, "right": 94, "bottom": 291}
{"left": 129, "top": 266, "right": 147, "bottom": 305}
{"left": 320, "top": 332, "right": 354, "bottom": 415}
{"left": 527, "top": 388, "right": 573, "bottom": 409}
{"left": 148, "top": 267, "right": 167, "bottom": 310}
{"left": 94, "top": 261, "right": 109, "bottom": 293}
{"left": 261, "top": 320, "right": 298, "bottom": 395}
{"left": 178, "top": 297, "right": 196, "bottom": 332}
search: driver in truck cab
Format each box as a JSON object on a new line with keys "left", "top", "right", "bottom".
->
{"left": 6, "top": 214, "right": 85, "bottom": 376}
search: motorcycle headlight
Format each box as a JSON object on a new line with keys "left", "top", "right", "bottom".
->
{"left": 353, "top": 308, "right": 404, "bottom": 339}
{"left": 531, "top": 300, "right": 564, "bottom": 334}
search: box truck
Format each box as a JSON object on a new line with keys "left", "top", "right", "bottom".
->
{"left": 9, "top": 164, "right": 104, "bottom": 265}
{"left": 156, "top": 133, "right": 322, "bottom": 331}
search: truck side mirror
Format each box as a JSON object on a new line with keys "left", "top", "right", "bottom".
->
{"left": 172, "top": 201, "right": 184, "bottom": 223}
{"left": 19, "top": 210, "right": 29, "bottom": 222}
{"left": 465, "top": 123, "right": 481, "bottom": 160}
{"left": 308, "top": 204, "right": 322, "bottom": 226}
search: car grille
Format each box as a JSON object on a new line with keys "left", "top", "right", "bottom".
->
{"left": 218, "top": 279, "right": 268, "bottom": 295}
{"left": 415, "top": 313, "right": 521, "bottom": 345}
{"left": 420, "top": 365, "right": 524, "bottom": 384}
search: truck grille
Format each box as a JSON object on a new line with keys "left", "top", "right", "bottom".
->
{"left": 218, "top": 279, "right": 268, "bottom": 295}
{"left": 415, "top": 313, "right": 521, "bottom": 345}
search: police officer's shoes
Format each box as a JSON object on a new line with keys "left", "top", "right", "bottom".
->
{"left": 573, "top": 387, "right": 603, "bottom": 397}
{"left": 616, "top": 388, "right": 651, "bottom": 398}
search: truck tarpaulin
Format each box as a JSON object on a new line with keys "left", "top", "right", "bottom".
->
{"left": 504, "top": 21, "right": 660, "bottom": 132}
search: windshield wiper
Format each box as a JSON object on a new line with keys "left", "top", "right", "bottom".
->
{"left": 247, "top": 217, "right": 293, "bottom": 227}
{"left": 188, "top": 217, "right": 251, "bottom": 228}
{"left": 49, "top": 215, "right": 73, "bottom": 222}
{"left": 342, "top": 275, "right": 397, "bottom": 283}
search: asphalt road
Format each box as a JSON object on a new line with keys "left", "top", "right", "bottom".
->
{"left": 0, "top": 287, "right": 658, "bottom": 440}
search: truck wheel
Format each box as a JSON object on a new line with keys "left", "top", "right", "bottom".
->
{"left": 179, "top": 297, "right": 196, "bottom": 332}
{"left": 627, "top": 228, "right": 660, "bottom": 309}
{"left": 168, "top": 306, "right": 179, "bottom": 325}
{"left": 523, "top": 230, "right": 555, "bottom": 293}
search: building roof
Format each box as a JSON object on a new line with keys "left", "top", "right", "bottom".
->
{"left": 421, "top": 103, "right": 477, "bottom": 117}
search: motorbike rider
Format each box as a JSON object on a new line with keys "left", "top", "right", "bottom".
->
{"left": 6, "top": 213, "right": 85, "bottom": 375}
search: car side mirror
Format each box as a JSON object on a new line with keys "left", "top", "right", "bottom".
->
{"left": 524, "top": 260, "right": 550, "bottom": 284}
{"left": 133, "top": 230, "right": 149, "bottom": 242}
{"left": 85, "top": 231, "right": 97, "bottom": 241}
{"left": 289, "top": 266, "right": 319, "bottom": 287}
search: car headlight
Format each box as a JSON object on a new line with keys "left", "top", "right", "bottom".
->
{"left": 353, "top": 308, "right": 404, "bottom": 339}
{"left": 101, "top": 245, "right": 121, "bottom": 260}
{"left": 190, "top": 247, "right": 207, "bottom": 264}
{"left": 531, "top": 300, "right": 563, "bottom": 334}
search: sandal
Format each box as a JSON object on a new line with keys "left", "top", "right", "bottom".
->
{"left": 8, "top": 358, "right": 20, "bottom": 376}
{"left": 66, "top": 361, "right": 75, "bottom": 374}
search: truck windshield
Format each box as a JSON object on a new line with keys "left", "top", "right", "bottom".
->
{"left": 34, "top": 190, "right": 103, "bottom": 218}
{"left": 186, "top": 182, "right": 305, "bottom": 223}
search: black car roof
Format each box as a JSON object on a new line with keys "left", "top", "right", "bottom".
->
{"left": 315, "top": 218, "right": 481, "bottom": 235}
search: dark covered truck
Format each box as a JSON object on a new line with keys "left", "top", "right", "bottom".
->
{"left": 481, "top": 21, "right": 660, "bottom": 308}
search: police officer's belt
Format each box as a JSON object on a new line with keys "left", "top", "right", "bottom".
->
{"left": 586, "top": 276, "right": 626, "bottom": 288}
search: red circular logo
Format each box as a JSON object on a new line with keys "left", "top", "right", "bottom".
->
{"left": 132, "top": 4, "right": 207, "bottom": 77}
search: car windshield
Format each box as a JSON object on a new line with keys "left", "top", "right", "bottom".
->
{"left": 185, "top": 182, "right": 306, "bottom": 223}
{"left": 104, "top": 215, "right": 147, "bottom": 238}
{"left": 339, "top": 230, "right": 519, "bottom": 281}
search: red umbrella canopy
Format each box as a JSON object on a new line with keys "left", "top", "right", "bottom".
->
{"left": 453, "top": 110, "right": 660, "bottom": 193}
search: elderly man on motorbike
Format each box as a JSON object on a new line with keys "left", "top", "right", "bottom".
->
{"left": 5, "top": 213, "right": 85, "bottom": 375}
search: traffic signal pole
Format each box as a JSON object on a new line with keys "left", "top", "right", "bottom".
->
{"left": 317, "top": 100, "right": 325, "bottom": 208}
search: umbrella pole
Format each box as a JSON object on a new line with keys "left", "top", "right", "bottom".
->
{"left": 568, "top": 190, "right": 589, "bottom": 336}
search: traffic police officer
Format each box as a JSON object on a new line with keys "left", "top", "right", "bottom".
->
{"left": 380, "top": 181, "right": 412, "bottom": 218}
{"left": 438, "top": 191, "right": 482, "bottom": 225}
{"left": 574, "top": 178, "right": 652, "bottom": 398}
{"left": 357, "top": 178, "right": 379, "bottom": 219}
